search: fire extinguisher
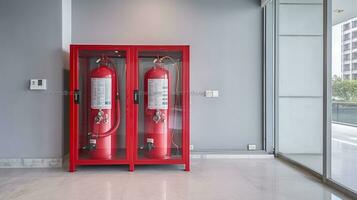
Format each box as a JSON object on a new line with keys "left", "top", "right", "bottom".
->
{"left": 144, "top": 56, "right": 180, "bottom": 159}
{"left": 86, "top": 56, "right": 120, "bottom": 160}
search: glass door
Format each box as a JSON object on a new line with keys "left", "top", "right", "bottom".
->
{"left": 75, "top": 47, "right": 129, "bottom": 162}
{"left": 330, "top": 0, "right": 357, "bottom": 193}
{"left": 134, "top": 48, "right": 184, "bottom": 162}
{"left": 276, "top": 1, "right": 324, "bottom": 173}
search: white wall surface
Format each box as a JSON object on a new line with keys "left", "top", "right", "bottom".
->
{"left": 72, "top": 0, "right": 264, "bottom": 151}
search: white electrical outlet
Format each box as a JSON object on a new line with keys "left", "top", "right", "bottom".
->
{"left": 247, "top": 144, "right": 256, "bottom": 151}
{"left": 190, "top": 145, "right": 194, "bottom": 151}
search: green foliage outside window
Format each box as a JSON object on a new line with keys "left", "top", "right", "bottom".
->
{"left": 332, "top": 75, "right": 357, "bottom": 102}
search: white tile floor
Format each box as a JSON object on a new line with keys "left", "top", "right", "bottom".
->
{"left": 0, "top": 158, "right": 352, "bottom": 200}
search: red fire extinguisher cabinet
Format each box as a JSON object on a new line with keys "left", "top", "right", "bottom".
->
{"left": 69, "top": 45, "right": 190, "bottom": 172}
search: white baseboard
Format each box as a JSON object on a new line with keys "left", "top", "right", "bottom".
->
{"left": 0, "top": 158, "right": 62, "bottom": 168}
{"left": 0, "top": 153, "right": 273, "bottom": 168}
{"left": 191, "top": 153, "right": 274, "bottom": 159}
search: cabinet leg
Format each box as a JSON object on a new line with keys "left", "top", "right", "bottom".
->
{"left": 69, "top": 164, "right": 76, "bottom": 172}
{"left": 129, "top": 164, "right": 134, "bottom": 172}
{"left": 184, "top": 163, "right": 190, "bottom": 172}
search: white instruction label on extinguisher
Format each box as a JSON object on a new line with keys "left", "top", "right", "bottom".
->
{"left": 148, "top": 79, "right": 168, "bottom": 110}
{"left": 91, "top": 78, "right": 112, "bottom": 109}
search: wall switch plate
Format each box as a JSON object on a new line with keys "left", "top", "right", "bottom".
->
{"left": 29, "top": 79, "right": 47, "bottom": 90}
{"left": 212, "top": 90, "right": 219, "bottom": 97}
{"left": 247, "top": 144, "right": 256, "bottom": 151}
{"left": 205, "top": 90, "right": 219, "bottom": 98}
{"left": 205, "top": 90, "right": 213, "bottom": 98}
{"left": 190, "top": 145, "right": 194, "bottom": 151}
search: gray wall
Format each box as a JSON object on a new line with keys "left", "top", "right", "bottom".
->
{"left": 0, "top": 0, "right": 63, "bottom": 158}
{"left": 0, "top": 0, "right": 263, "bottom": 159}
{"left": 264, "top": 1, "right": 275, "bottom": 153}
{"left": 72, "top": 0, "right": 263, "bottom": 151}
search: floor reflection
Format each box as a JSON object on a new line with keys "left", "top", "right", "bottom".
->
{"left": 280, "top": 123, "right": 357, "bottom": 195}
{"left": 332, "top": 123, "right": 357, "bottom": 192}
{"left": 0, "top": 158, "right": 351, "bottom": 200}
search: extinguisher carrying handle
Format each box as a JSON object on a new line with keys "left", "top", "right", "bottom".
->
{"left": 91, "top": 95, "right": 121, "bottom": 139}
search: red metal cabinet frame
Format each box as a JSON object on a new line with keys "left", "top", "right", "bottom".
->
{"left": 69, "top": 45, "right": 190, "bottom": 172}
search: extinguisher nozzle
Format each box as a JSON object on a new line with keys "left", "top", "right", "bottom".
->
{"left": 147, "top": 142, "right": 155, "bottom": 151}
{"left": 174, "top": 148, "right": 180, "bottom": 156}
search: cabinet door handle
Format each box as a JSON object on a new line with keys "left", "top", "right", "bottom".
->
{"left": 134, "top": 90, "right": 139, "bottom": 104}
{"left": 74, "top": 90, "right": 80, "bottom": 104}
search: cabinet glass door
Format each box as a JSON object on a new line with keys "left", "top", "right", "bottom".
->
{"left": 135, "top": 49, "right": 183, "bottom": 161}
{"left": 76, "top": 48, "right": 128, "bottom": 161}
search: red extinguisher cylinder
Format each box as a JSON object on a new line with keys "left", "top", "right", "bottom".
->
{"left": 89, "top": 65, "right": 119, "bottom": 160}
{"left": 144, "top": 65, "right": 171, "bottom": 159}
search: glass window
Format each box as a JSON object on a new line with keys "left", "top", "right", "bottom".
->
{"left": 272, "top": 0, "right": 357, "bottom": 195}
{"left": 343, "top": 54, "right": 351, "bottom": 61}
{"left": 343, "top": 33, "right": 350, "bottom": 41}
{"left": 343, "top": 23, "right": 350, "bottom": 31}
{"left": 343, "top": 44, "right": 350, "bottom": 51}
{"left": 343, "top": 74, "right": 350, "bottom": 80}
{"left": 353, "top": 20, "right": 357, "bottom": 28}
{"left": 331, "top": 5, "right": 357, "bottom": 194}
{"left": 353, "top": 52, "right": 357, "bottom": 60}
{"left": 353, "top": 63, "right": 357, "bottom": 71}
{"left": 343, "top": 64, "right": 350, "bottom": 71}
{"left": 277, "top": 2, "right": 323, "bottom": 173}
{"left": 353, "top": 31, "right": 357, "bottom": 39}
{"left": 353, "top": 42, "right": 357, "bottom": 50}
